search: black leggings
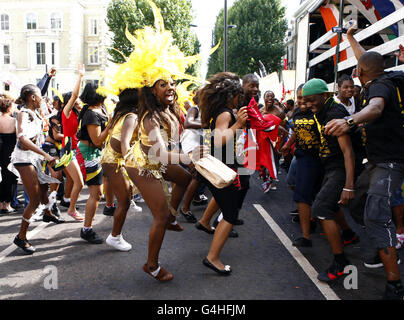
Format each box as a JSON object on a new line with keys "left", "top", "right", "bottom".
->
{"left": 0, "top": 133, "right": 17, "bottom": 202}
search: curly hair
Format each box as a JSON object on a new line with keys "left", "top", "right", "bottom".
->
{"left": 135, "top": 81, "right": 182, "bottom": 141}
{"left": 199, "top": 72, "right": 243, "bottom": 129}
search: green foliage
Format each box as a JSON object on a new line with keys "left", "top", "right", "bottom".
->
{"left": 207, "top": 0, "right": 287, "bottom": 78}
{"left": 106, "top": 0, "right": 201, "bottom": 76}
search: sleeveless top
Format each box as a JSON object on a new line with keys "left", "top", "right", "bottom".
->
{"left": 210, "top": 107, "right": 237, "bottom": 169}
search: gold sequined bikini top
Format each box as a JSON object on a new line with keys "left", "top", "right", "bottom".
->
{"left": 110, "top": 113, "right": 137, "bottom": 145}
{"left": 139, "top": 110, "right": 179, "bottom": 147}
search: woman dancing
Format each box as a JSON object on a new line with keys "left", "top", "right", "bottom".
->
{"left": 58, "top": 64, "right": 86, "bottom": 221}
{"left": 97, "top": 0, "right": 207, "bottom": 280}
{"left": 101, "top": 88, "right": 141, "bottom": 251}
{"left": 77, "top": 82, "right": 111, "bottom": 244}
{"left": 199, "top": 72, "right": 248, "bottom": 275}
{"left": 10, "top": 85, "right": 64, "bottom": 254}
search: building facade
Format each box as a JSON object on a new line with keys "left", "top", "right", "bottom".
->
{"left": 0, "top": 0, "right": 110, "bottom": 98}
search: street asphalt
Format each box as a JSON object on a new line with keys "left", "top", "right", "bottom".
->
{"left": 0, "top": 169, "right": 403, "bottom": 302}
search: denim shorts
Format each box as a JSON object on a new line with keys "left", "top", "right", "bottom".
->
{"left": 293, "top": 150, "right": 323, "bottom": 206}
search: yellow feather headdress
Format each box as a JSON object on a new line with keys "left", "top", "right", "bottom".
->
{"left": 98, "top": 0, "right": 217, "bottom": 97}
{"left": 176, "top": 81, "right": 197, "bottom": 114}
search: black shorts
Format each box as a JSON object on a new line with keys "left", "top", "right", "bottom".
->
{"left": 84, "top": 162, "right": 103, "bottom": 186}
{"left": 311, "top": 166, "right": 345, "bottom": 220}
{"left": 201, "top": 176, "right": 240, "bottom": 225}
{"left": 42, "top": 142, "right": 60, "bottom": 158}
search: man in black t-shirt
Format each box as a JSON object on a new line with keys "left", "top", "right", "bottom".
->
{"left": 302, "top": 78, "right": 357, "bottom": 283}
{"left": 326, "top": 51, "right": 404, "bottom": 300}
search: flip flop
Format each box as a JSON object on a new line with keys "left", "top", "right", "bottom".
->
{"left": 68, "top": 211, "right": 84, "bottom": 221}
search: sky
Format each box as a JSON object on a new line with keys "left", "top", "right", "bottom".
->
{"left": 190, "top": 0, "right": 301, "bottom": 78}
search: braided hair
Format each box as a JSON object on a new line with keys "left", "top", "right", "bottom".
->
{"left": 199, "top": 72, "right": 243, "bottom": 129}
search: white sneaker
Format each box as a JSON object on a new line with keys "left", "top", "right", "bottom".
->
{"left": 106, "top": 234, "right": 132, "bottom": 252}
{"left": 396, "top": 233, "right": 404, "bottom": 249}
{"left": 130, "top": 200, "right": 142, "bottom": 213}
{"left": 32, "top": 204, "right": 45, "bottom": 221}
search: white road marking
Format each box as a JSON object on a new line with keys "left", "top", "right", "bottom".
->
{"left": 254, "top": 204, "right": 340, "bottom": 301}
{"left": 0, "top": 222, "right": 49, "bottom": 263}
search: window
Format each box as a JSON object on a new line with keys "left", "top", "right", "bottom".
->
{"left": 36, "top": 42, "right": 45, "bottom": 64}
{"left": 89, "top": 46, "right": 99, "bottom": 64}
{"left": 89, "top": 19, "right": 98, "bottom": 35}
{"left": 50, "top": 13, "right": 61, "bottom": 29}
{"left": 1, "top": 14, "right": 9, "bottom": 30}
{"left": 51, "top": 42, "right": 55, "bottom": 65}
{"left": 4, "top": 83, "right": 10, "bottom": 91}
{"left": 3, "top": 45, "right": 10, "bottom": 64}
{"left": 27, "top": 13, "right": 37, "bottom": 30}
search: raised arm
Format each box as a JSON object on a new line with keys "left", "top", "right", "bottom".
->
{"left": 37, "top": 67, "right": 56, "bottom": 97}
{"left": 395, "top": 44, "right": 404, "bottom": 64}
{"left": 346, "top": 24, "right": 366, "bottom": 61}
{"left": 63, "top": 64, "right": 85, "bottom": 119}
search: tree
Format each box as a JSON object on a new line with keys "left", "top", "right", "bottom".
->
{"left": 106, "top": 0, "right": 201, "bottom": 76}
{"left": 207, "top": 0, "right": 287, "bottom": 78}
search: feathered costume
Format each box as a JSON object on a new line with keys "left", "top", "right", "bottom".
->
{"left": 97, "top": 0, "right": 213, "bottom": 216}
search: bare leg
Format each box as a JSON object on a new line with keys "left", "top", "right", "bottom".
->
{"left": 163, "top": 164, "right": 191, "bottom": 212}
{"left": 380, "top": 247, "right": 401, "bottom": 281}
{"left": 335, "top": 209, "right": 352, "bottom": 231}
{"left": 103, "top": 176, "right": 115, "bottom": 207}
{"left": 298, "top": 202, "right": 311, "bottom": 240}
{"left": 15, "top": 165, "right": 41, "bottom": 240}
{"left": 199, "top": 198, "right": 219, "bottom": 231}
{"left": 102, "top": 164, "right": 131, "bottom": 236}
{"left": 64, "top": 159, "right": 84, "bottom": 214}
{"left": 126, "top": 167, "right": 170, "bottom": 271}
{"left": 83, "top": 184, "right": 102, "bottom": 228}
{"left": 206, "top": 219, "right": 233, "bottom": 270}
{"left": 321, "top": 219, "right": 344, "bottom": 255}
{"left": 181, "top": 178, "right": 200, "bottom": 213}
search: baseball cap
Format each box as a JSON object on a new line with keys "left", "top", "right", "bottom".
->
{"left": 302, "top": 78, "right": 330, "bottom": 97}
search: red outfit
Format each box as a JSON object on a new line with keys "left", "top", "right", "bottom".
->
{"left": 62, "top": 111, "right": 79, "bottom": 150}
{"left": 243, "top": 98, "right": 281, "bottom": 180}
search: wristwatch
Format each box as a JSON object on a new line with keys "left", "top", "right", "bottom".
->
{"left": 344, "top": 116, "right": 355, "bottom": 128}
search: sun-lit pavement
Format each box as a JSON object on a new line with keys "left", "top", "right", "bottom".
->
{"left": 0, "top": 170, "right": 402, "bottom": 300}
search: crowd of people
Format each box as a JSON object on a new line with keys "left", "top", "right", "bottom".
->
{"left": 0, "top": 3, "right": 403, "bottom": 299}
